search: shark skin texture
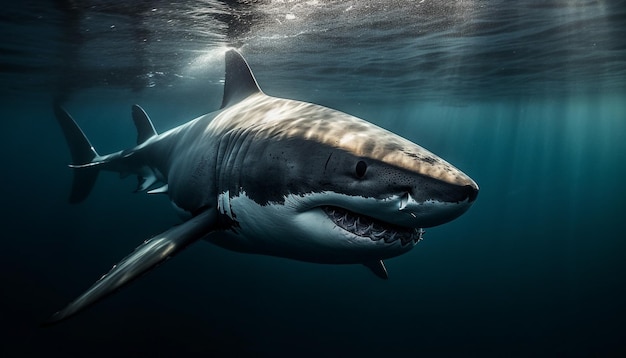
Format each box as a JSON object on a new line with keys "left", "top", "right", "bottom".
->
{"left": 47, "top": 49, "right": 478, "bottom": 324}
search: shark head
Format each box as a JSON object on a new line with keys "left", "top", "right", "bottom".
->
{"left": 207, "top": 50, "right": 479, "bottom": 264}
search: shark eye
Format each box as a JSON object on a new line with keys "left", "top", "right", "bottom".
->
{"left": 355, "top": 160, "right": 368, "bottom": 178}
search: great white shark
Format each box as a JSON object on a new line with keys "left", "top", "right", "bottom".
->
{"left": 48, "top": 50, "right": 478, "bottom": 324}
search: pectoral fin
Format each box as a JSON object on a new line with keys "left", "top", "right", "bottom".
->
{"left": 45, "top": 210, "right": 214, "bottom": 325}
{"left": 363, "top": 260, "right": 388, "bottom": 280}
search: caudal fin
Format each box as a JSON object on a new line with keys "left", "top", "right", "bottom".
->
{"left": 54, "top": 105, "right": 100, "bottom": 203}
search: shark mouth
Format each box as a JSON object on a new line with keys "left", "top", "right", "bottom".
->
{"left": 322, "top": 206, "right": 424, "bottom": 246}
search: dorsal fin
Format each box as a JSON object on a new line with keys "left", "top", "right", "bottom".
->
{"left": 220, "top": 50, "right": 263, "bottom": 109}
{"left": 131, "top": 104, "right": 157, "bottom": 144}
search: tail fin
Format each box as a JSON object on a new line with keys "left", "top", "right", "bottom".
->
{"left": 54, "top": 105, "right": 100, "bottom": 203}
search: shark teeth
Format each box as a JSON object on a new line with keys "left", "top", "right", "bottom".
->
{"left": 322, "top": 206, "right": 424, "bottom": 246}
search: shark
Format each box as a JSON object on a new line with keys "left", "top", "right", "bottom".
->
{"left": 48, "top": 49, "right": 478, "bottom": 324}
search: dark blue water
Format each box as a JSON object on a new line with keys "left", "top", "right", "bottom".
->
{"left": 2, "top": 1, "right": 625, "bottom": 357}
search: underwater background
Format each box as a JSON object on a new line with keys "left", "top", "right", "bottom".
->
{"left": 1, "top": 1, "right": 625, "bottom": 357}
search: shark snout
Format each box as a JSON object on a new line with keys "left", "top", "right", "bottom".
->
{"left": 411, "top": 173, "right": 479, "bottom": 204}
{"left": 404, "top": 182, "right": 477, "bottom": 206}
{"left": 462, "top": 182, "right": 479, "bottom": 203}
{"left": 395, "top": 178, "right": 478, "bottom": 228}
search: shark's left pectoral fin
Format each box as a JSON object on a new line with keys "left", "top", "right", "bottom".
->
{"left": 45, "top": 211, "right": 214, "bottom": 325}
{"left": 363, "top": 260, "right": 388, "bottom": 280}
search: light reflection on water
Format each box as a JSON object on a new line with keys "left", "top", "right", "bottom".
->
{"left": 1, "top": 0, "right": 624, "bottom": 102}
